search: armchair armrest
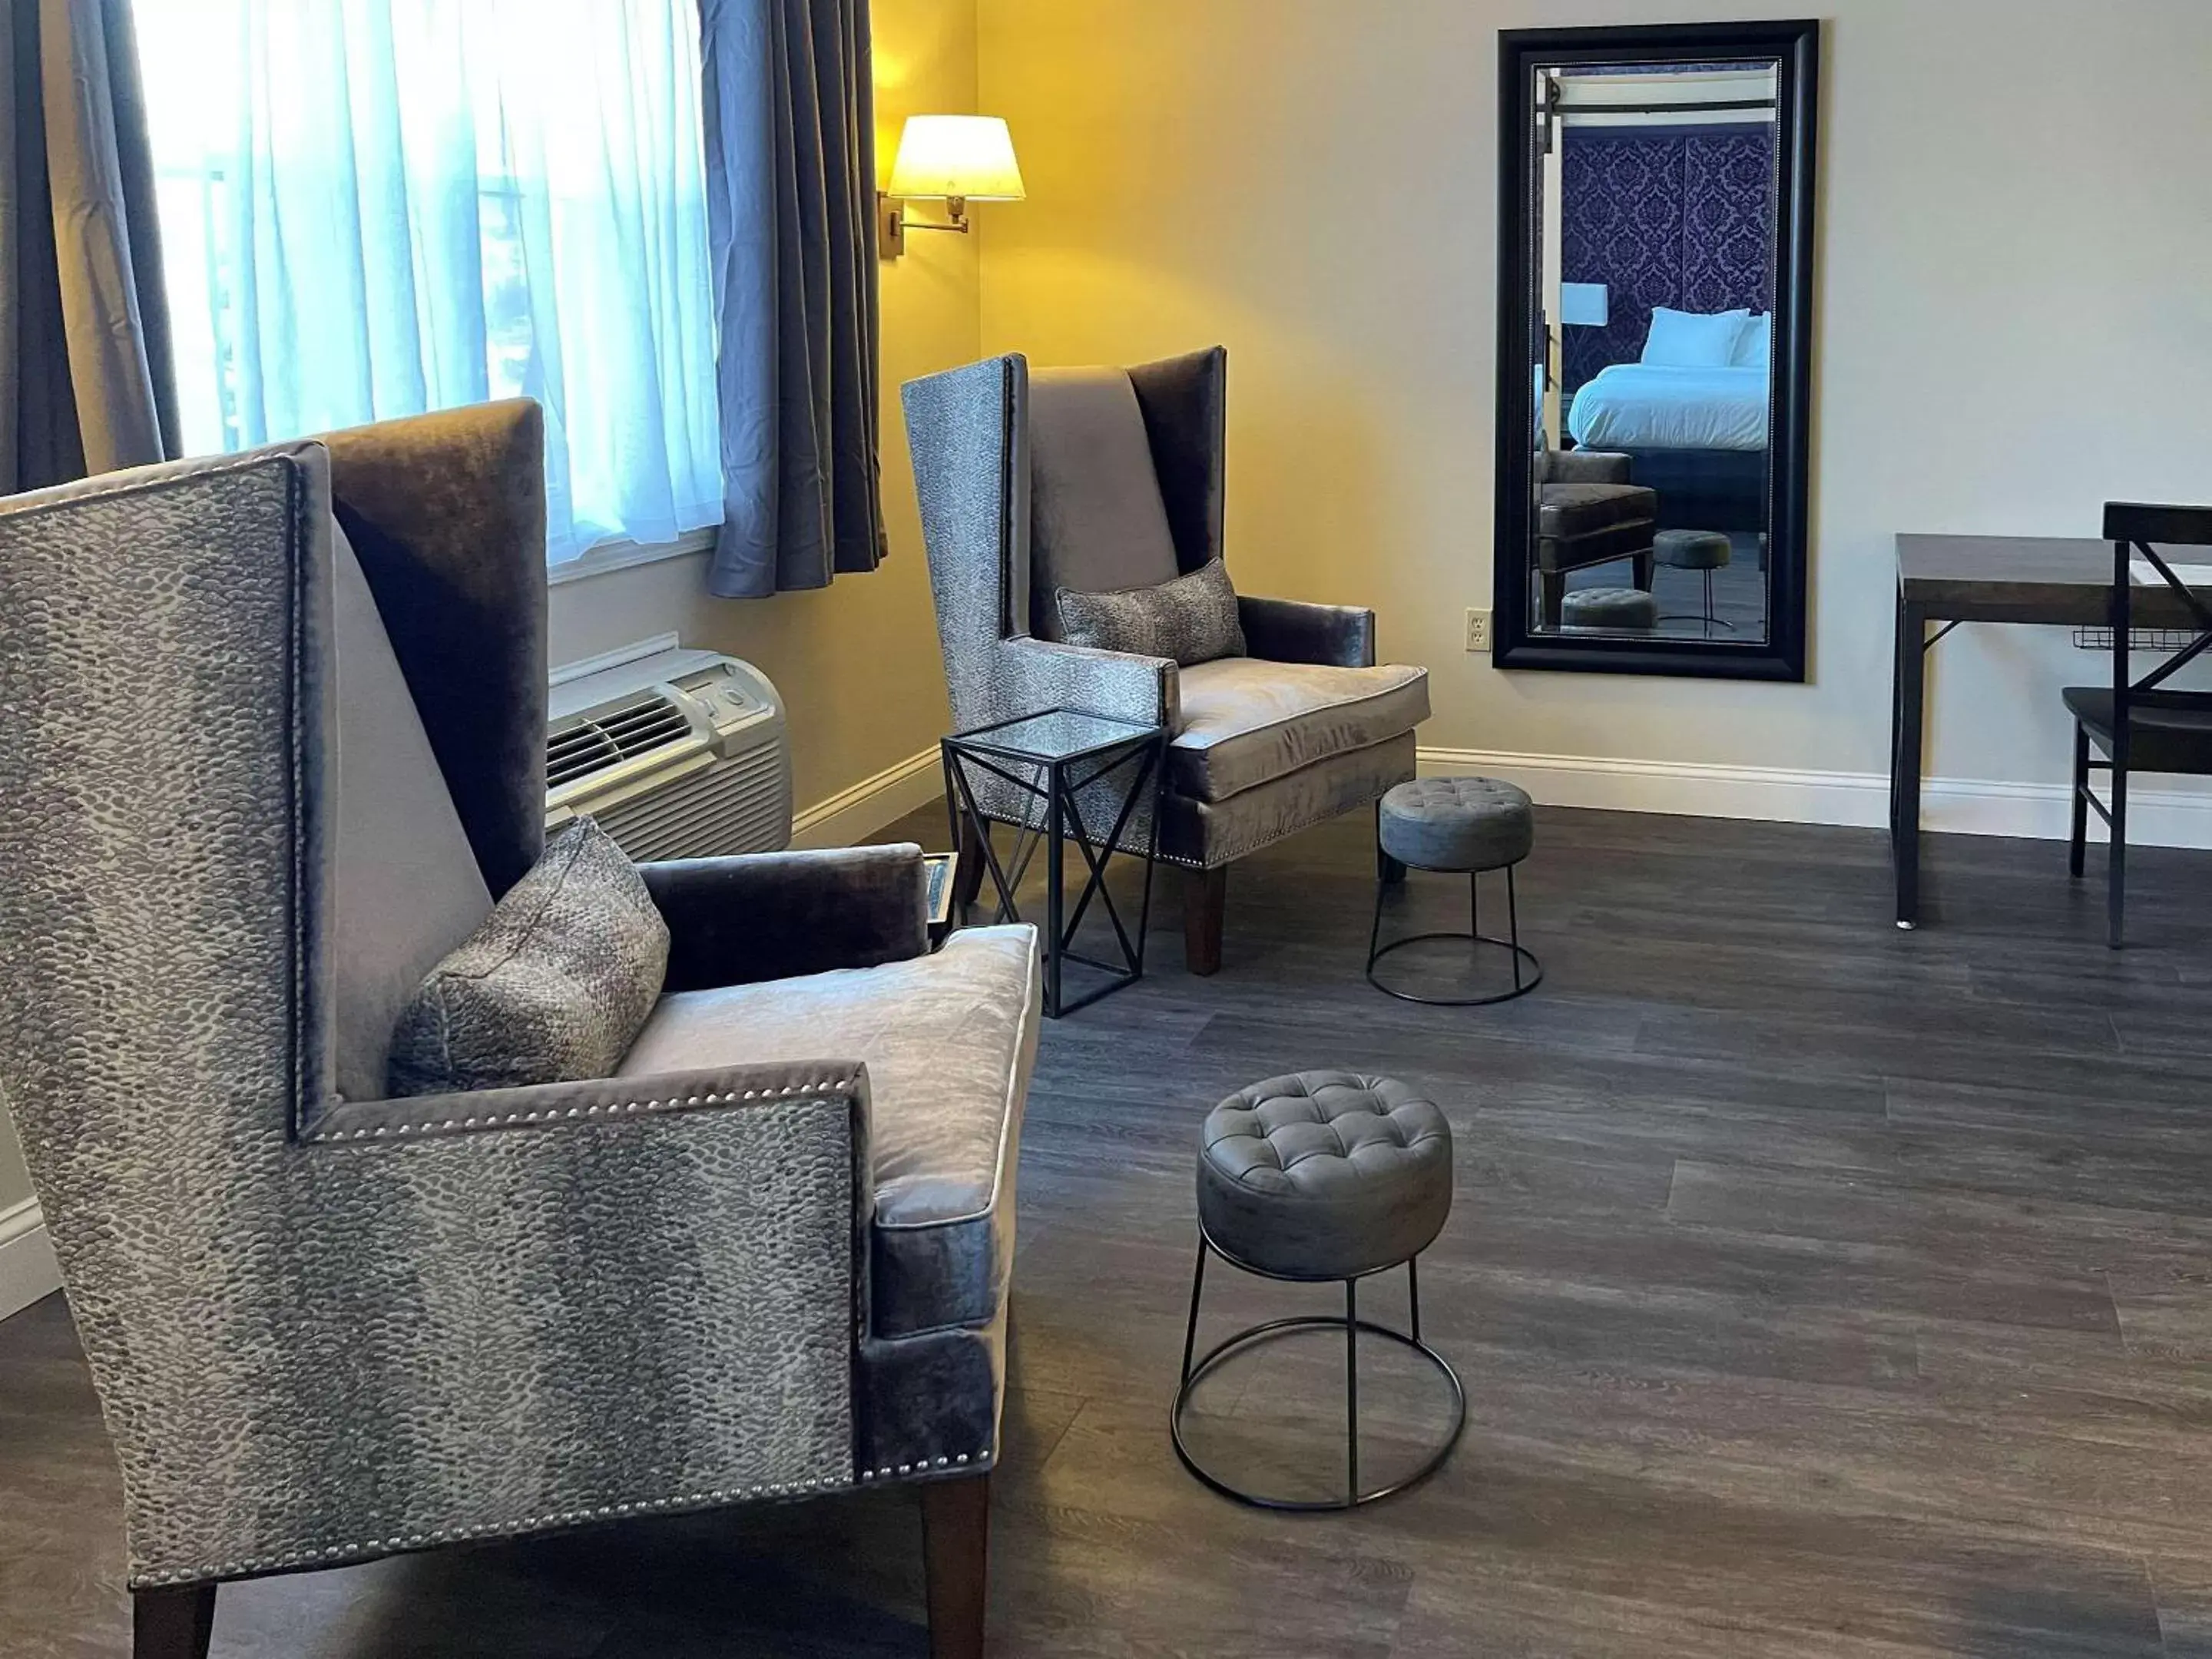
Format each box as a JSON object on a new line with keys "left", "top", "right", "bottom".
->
{"left": 996, "top": 634, "right": 1178, "bottom": 729}
{"left": 640, "top": 844, "right": 927, "bottom": 993}
{"left": 289, "top": 1061, "right": 872, "bottom": 1543}
{"left": 1545, "top": 449, "right": 1633, "bottom": 485}
{"left": 1238, "top": 594, "right": 1377, "bottom": 667}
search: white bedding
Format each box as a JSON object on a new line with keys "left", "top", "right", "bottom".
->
{"left": 1567, "top": 363, "right": 1770, "bottom": 452}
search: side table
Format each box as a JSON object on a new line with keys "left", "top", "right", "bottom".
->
{"left": 941, "top": 709, "right": 1167, "bottom": 1016}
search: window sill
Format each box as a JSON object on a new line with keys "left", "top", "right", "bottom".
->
{"left": 548, "top": 525, "right": 719, "bottom": 586}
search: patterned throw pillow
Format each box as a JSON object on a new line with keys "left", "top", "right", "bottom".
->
{"left": 386, "top": 818, "right": 669, "bottom": 1096}
{"left": 1055, "top": 558, "right": 1247, "bottom": 667}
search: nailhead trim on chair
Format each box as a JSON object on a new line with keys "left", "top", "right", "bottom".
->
{"left": 303, "top": 1078, "right": 863, "bottom": 1144}
{"left": 133, "top": 1447, "right": 995, "bottom": 1587}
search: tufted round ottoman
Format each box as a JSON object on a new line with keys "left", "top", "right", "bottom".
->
{"left": 1367, "top": 778, "right": 1543, "bottom": 1006}
{"left": 1172, "top": 1071, "right": 1465, "bottom": 1511}
{"left": 1654, "top": 528, "right": 1736, "bottom": 633}
{"left": 1561, "top": 584, "right": 1657, "bottom": 630}
{"left": 1380, "top": 777, "right": 1533, "bottom": 876}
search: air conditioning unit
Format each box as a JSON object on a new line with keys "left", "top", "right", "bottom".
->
{"left": 545, "top": 635, "right": 792, "bottom": 861}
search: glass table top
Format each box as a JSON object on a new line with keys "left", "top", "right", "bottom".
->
{"left": 948, "top": 708, "right": 1161, "bottom": 763}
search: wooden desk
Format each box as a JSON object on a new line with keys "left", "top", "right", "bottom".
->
{"left": 1891, "top": 534, "right": 2212, "bottom": 926}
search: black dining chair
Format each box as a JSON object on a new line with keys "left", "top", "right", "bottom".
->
{"left": 2064, "top": 501, "right": 2212, "bottom": 948}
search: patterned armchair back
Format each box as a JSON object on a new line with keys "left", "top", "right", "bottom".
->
{"left": 0, "top": 409, "right": 550, "bottom": 1584}
{"left": 902, "top": 347, "right": 1228, "bottom": 735}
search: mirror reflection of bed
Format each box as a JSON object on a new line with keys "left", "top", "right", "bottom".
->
{"left": 1529, "top": 61, "right": 1779, "bottom": 645}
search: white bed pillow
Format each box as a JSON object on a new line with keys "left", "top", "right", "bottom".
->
{"left": 1731, "top": 312, "right": 1773, "bottom": 368}
{"left": 1641, "top": 306, "right": 1750, "bottom": 368}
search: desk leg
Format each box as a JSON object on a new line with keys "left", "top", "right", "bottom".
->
{"left": 1891, "top": 594, "right": 1927, "bottom": 929}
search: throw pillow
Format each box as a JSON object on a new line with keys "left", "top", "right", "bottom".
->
{"left": 386, "top": 817, "right": 669, "bottom": 1096}
{"left": 1055, "top": 558, "right": 1247, "bottom": 667}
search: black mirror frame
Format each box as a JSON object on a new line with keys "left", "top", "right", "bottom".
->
{"left": 1492, "top": 18, "right": 1820, "bottom": 682}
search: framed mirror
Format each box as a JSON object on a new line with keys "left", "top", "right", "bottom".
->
{"left": 1492, "top": 20, "right": 1819, "bottom": 680}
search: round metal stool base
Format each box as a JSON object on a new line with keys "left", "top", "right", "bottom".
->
{"left": 1366, "top": 932, "right": 1544, "bottom": 1007}
{"left": 1171, "top": 1315, "right": 1467, "bottom": 1512}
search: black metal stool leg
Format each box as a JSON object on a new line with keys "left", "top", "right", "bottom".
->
{"left": 1344, "top": 1278, "right": 1359, "bottom": 1504}
{"left": 1180, "top": 1236, "right": 1209, "bottom": 1385}
{"left": 1508, "top": 866, "right": 1524, "bottom": 992}
{"left": 1171, "top": 1234, "right": 1466, "bottom": 1512}
{"left": 1367, "top": 859, "right": 1542, "bottom": 1008}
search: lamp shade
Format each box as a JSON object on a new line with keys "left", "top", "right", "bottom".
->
{"left": 1561, "top": 282, "right": 1610, "bottom": 327}
{"left": 886, "top": 115, "right": 1026, "bottom": 201}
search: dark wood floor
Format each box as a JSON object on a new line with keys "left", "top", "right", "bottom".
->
{"left": 9, "top": 802, "right": 2212, "bottom": 1656}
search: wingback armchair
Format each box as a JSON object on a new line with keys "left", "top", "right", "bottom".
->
{"left": 903, "top": 347, "right": 1430, "bottom": 973}
{"left": 1533, "top": 447, "right": 1658, "bottom": 631}
{"left": 0, "top": 402, "right": 1036, "bottom": 1659}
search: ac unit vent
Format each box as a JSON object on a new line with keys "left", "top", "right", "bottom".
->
{"left": 546, "top": 692, "right": 692, "bottom": 788}
{"left": 590, "top": 741, "right": 791, "bottom": 863}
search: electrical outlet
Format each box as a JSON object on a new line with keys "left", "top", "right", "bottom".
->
{"left": 1465, "top": 608, "right": 1492, "bottom": 653}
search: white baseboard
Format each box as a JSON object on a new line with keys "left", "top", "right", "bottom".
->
{"left": 0, "top": 1198, "right": 60, "bottom": 1323}
{"left": 790, "top": 747, "right": 943, "bottom": 850}
{"left": 1417, "top": 746, "right": 2212, "bottom": 849}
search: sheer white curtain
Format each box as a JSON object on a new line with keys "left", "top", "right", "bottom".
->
{"left": 135, "top": 0, "right": 724, "bottom": 564}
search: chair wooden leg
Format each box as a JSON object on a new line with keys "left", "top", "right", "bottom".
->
{"left": 921, "top": 1473, "right": 992, "bottom": 1659}
{"left": 134, "top": 1584, "right": 216, "bottom": 1659}
{"left": 1183, "top": 866, "right": 1227, "bottom": 976}
{"left": 2068, "top": 724, "right": 2090, "bottom": 879}
{"left": 1538, "top": 568, "right": 1565, "bottom": 631}
{"left": 953, "top": 816, "right": 989, "bottom": 912}
{"left": 1632, "top": 550, "right": 1655, "bottom": 591}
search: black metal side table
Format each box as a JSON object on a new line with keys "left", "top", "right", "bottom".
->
{"left": 941, "top": 709, "right": 1167, "bottom": 1017}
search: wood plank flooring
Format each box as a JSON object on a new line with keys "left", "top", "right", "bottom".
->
{"left": 7, "top": 803, "right": 2212, "bottom": 1656}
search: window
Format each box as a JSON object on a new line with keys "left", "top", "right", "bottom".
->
{"left": 135, "top": 0, "right": 724, "bottom": 566}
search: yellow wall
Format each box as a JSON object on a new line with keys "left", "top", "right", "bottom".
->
{"left": 976, "top": 0, "right": 2212, "bottom": 810}
{"left": 548, "top": 0, "right": 982, "bottom": 817}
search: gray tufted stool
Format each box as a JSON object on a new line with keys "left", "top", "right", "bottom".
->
{"left": 1369, "top": 777, "right": 1542, "bottom": 1005}
{"left": 1561, "top": 584, "right": 1657, "bottom": 630}
{"left": 1654, "top": 528, "right": 1736, "bottom": 633}
{"left": 1173, "top": 1071, "right": 1465, "bottom": 1510}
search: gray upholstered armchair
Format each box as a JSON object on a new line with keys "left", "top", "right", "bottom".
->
{"left": 1533, "top": 448, "right": 1658, "bottom": 631}
{"left": 903, "top": 347, "right": 1430, "bottom": 973}
{"left": 0, "top": 402, "right": 1035, "bottom": 1659}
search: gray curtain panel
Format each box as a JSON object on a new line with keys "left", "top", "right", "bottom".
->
{"left": 700, "top": 0, "right": 886, "bottom": 598}
{"left": 0, "top": 0, "right": 176, "bottom": 493}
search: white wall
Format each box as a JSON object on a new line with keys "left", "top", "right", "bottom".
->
{"left": 976, "top": 0, "right": 2212, "bottom": 826}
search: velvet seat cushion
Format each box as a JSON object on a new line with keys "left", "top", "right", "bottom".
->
{"left": 1025, "top": 366, "right": 1183, "bottom": 640}
{"left": 618, "top": 925, "right": 1041, "bottom": 1339}
{"left": 1169, "top": 657, "right": 1430, "bottom": 803}
{"left": 1538, "top": 482, "right": 1658, "bottom": 541}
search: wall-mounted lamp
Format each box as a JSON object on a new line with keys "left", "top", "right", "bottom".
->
{"left": 879, "top": 114, "right": 1025, "bottom": 258}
